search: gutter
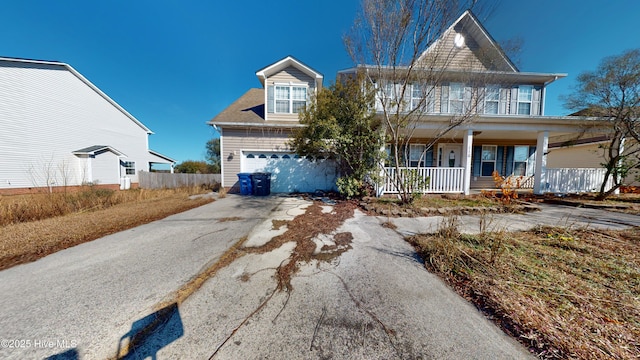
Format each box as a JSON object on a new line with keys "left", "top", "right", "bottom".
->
{"left": 207, "top": 122, "right": 305, "bottom": 128}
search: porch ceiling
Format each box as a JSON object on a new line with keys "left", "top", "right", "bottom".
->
{"left": 402, "top": 114, "right": 608, "bottom": 143}
{"left": 409, "top": 127, "right": 572, "bottom": 142}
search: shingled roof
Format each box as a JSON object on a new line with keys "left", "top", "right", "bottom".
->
{"left": 207, "top": 88, "right": 304, "bottom": 128}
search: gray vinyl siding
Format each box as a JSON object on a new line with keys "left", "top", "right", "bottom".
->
{"left": 0, "top": 60, "right": 163, "bottom": 190}
{"left": 221, "top": 128, "right": 293, "bottom": 188}
{"left": 266, "top": 66, "right": 316, "bottom": 122}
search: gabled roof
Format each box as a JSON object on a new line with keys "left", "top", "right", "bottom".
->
{"left": 255, "top": 55, "right": 323, "bottom": 88}
{"left": 418, "top": 10, "right": 518, "bottom": 72}
{"left": 72, "top": 145, "right": 126, "bottom": 157}
{"left": 0, "top": 56, "right": 153, "bottom": 134}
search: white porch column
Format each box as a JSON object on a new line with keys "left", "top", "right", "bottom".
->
{"left": 614, "top": 137, "right": 625, "bottom": 195}
{"left": 533, "top": 131, "right": 549, "bottom": 194}
{"left": 462, "top": 129, "right": 473, "bottom": 195}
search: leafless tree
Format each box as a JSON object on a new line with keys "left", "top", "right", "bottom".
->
{"left": 563, "top": 49, "right": 640, "bottom": 199}
{"left": 344, "top": 0, "right": 505, "bottom": 203}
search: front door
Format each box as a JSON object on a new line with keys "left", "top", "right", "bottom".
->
{"left": 439, "top": 144, "right": 462, "bottom": 167}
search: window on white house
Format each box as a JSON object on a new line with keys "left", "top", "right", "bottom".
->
{"left": 517, "top": 85, "right": 533, "bottom": 115}
{"left": 275, "top": 85, "right": 307, "bottom": 114}
{"left": 484, "top": 85, "right": 500, "bottom": 114}
{"left": 481, "top": 145, "right": 496, "bottom": 176}
{"left": 122, "top": 161, "right": 136, "bottom": 175}
{"left": 449, "top": 82, "right": 470, "bottom": 113}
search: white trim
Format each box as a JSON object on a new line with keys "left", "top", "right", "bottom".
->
{"left": 255, "top": 56, "right": 323, "bottom": 88}
{"left": 219, "top": 129, "right": 225, "bottom": 188}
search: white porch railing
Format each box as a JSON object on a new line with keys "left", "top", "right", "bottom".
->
{"left": 381, "top": 167, "right": 464, "bottom": 194}
{"left": 545, "top": 168, "right": 613, "bottom": 194}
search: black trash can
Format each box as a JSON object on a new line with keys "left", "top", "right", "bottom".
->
{"left": 250, "top": 172, "right": 271, "bottom": 196}
{"left": 237, "top": 173, "right": 252, "bottom": 195}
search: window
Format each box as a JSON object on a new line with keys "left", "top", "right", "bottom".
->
{"left": 517, "top": 85, "right": 533, "bottom": 115}
{"left": 409, "top": 144, "right": 425, "bottom": 167}
{"left": 449, "top": 83, "right": 470, "bottom": 113}
{"left": 122, "top": 161, "right": 136, "bottom": 175}
{"left": 275, "top": 85, "right": 307, "bottom": 114}
{"left": 513, "top": 146, "right": 528, "bottom": 176}
{"left": 410, "top": 83, "right": 434, "bottom": 112}
{"left": 378, "top": 82, "right": 399, "bottom": 111}
{"left": 481, "top": 146, "right": 496, "bottom": 176}
{"left": 484, "top": 85, "right": 500, "bottom": 114}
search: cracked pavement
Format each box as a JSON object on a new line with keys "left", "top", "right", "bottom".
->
{"left": 5, "top": 195, "right": 633, "bottom": 358}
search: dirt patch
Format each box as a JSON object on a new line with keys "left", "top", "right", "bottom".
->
{"left": 245, "top": 200, "right": 357, "bottom": 291}
{"left": 218, "top": 217, "right": 244, "bottom": 223}
{"left": 271, "top": 219, "right": 289, "bottom": 230}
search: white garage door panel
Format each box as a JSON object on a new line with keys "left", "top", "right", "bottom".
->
{"left": 241, "top": 152, "right": 337, "bottom": 193}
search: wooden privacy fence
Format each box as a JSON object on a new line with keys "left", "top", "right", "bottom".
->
{"left": 138, "top": 172, "right": 221, "bottom": 189}
{"left": 545, "top": 168, "right": 613, "bottom": 193}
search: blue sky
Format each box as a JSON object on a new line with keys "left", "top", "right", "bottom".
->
{"left": 2, "top": 0, "right": 639, "bottom": 163}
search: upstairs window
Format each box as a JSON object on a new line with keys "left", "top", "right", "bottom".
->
{"left": 449, "top": 83, "right": 471, "bottom": 113}
{"left": 517, "top": 85, "right": 533, "bottom": 115}
{"left": 411, "top": 83, "right": 434, "bottom": 112}
{"left": 484, "top": 85, "right": 500, "bottom": 114}
{"left": 275, "top": 85, "right": 307, "bottom": 114}
{"left": 378, "top": 82, "right": 400, "bottom": 112}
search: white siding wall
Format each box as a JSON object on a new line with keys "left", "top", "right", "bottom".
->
{"left": 0, "top": 61, "right": 157, "bottom": 190}
{"left": 91, "top": 150, "right": 120, "bottom": 185}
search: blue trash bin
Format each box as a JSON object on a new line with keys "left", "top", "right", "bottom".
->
{"left": 237, "top": 173, "right": 252, "bottom": 195}
{"left": 250, "top": 172, "right": 271, "bottom": 196}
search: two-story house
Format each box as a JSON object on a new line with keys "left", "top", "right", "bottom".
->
{"left": 210, "top": 11, "right": 607, "bottom": 195}
{"left": 0, "top": 57, "right": 175, "bottom": 194}
{"left": 208, "top": 56, "right": 338, "bottom": 193}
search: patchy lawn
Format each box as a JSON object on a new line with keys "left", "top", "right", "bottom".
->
{"left": 407, "top": 221, "right": 640, "bottom": 359}
{"left": 0, "top": 188, "right": 214, "bottom": 271}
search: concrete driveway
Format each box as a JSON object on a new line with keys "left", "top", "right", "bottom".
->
{"left": 2, "top": 195, "right": 636, "bottom": 359}
{"left": 0, "top": 195, "right": 287, "bottom": 359}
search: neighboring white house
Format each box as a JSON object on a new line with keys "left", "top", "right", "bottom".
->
{"left": 0, "top": 57, "right": 174, "bottom": 193}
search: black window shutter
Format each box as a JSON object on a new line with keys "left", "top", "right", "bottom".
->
{"left": 472, "top": 146, "right": 481, "bottom": 177}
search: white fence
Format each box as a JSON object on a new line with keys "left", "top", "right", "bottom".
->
{"left": 138, "top": 172, "right": 221, "bottom": 189}
{"left": 381, "top": 167, "right": 465, "bottom": 194}
{"left": 545, "top": 168, "right": 613, "bottom": 194}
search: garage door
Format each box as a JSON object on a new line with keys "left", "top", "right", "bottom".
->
{"left": 242, "top": 151, "right": 337, "bottom": 193}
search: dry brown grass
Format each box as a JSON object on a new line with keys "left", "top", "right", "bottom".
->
{"left": 408, "top": 223, "right": 640, "bottom": 359}
{"left": 0, "top": 186, "right": 210, "bottom": 226}
{"left": 0, "top": 188, "right": 214, "bottom": 270}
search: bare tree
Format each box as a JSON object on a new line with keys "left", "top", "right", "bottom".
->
{"left": 344, "top": 0, "right": 504, "bottom": 203}
{"left": 563, "top": 49, "right": 640, "bottom": 199}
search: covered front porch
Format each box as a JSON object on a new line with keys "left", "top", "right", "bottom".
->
{"left": 377, "top": 115, "right": 611, "bottom": 196}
